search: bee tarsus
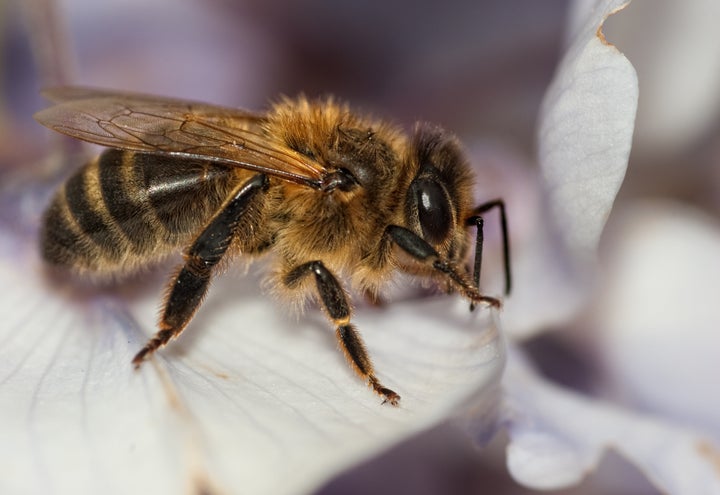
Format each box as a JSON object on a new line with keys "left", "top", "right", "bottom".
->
{"left": 285, "top": 261, "right": 400, "bottom": 404}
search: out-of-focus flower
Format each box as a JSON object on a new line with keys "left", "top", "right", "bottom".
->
{"left": 500, "top": 1, "right": 720, "bottom": 494}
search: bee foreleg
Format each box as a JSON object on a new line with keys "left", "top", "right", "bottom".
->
{"left": 386, "top": 225, "right": 501, "bottom": 308}
{"left": 284, "top": 261, "right": 401, "bottom": 406}
{"left": 132, "top": 174, "right": 269, "bottom": 368}
{"left": 466, "top": 199, "right": 511, "bottom": 297}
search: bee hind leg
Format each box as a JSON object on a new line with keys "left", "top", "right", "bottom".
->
{"left": 132, "top": 174, "right": 268, "bottom": 368}
{"left": 284, "top": 260, "right": 401, "bottom": 406}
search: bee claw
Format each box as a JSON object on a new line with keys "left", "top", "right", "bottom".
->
{"left": 485, "top": 296, "right": 502, "bottom": 309}
{"left": 131, "top": 356, "right": 145, "bottom": 370}
{"left": 369, "top": 377, "right": 400, "bottom": 406}
{"left": 380, "top": 390, "right": 401, "bottom": 407}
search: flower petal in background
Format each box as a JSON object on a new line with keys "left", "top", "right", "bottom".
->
{"left": 590, "top": 201, "right": 720, "bottom": 436}
{"left": 540, "top": 0, "right": 637, "bottom": 259}
{"left": 500, "top": 1, "right": 720, "bottom": 492}
{"left": 502, "top": 350, "right": 720, "bottom": 494}
{"left": 502, "top": 0, "right": 638, "bottom": 339}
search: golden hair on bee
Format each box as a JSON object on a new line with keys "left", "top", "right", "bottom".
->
{"left": 35, "top": 87, "right": 511, "bottom": 406}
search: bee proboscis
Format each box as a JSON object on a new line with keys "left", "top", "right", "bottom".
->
{"left": 35, "top": 88, "right": 511, "bottom": 405}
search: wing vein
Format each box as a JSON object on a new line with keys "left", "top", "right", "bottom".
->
{"left": 34, "top": 87, "right": 331, "bottom": 187}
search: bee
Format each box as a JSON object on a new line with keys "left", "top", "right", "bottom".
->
{"left": 34, "top": 88, "right": 511, "bottom": 406}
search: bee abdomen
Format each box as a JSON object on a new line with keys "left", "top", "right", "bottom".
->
{"left": 41, "top": 149, "right": 235, "bottom": 275}
{"left": 41, "top": 187, "right": 107, "bottom": 272}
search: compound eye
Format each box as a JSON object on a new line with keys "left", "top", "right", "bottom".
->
{"left": 412, "top": 177, "right": 453, "bottom": 245}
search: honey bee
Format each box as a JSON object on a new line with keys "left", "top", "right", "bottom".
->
{"left": 34, "top": 88, "right": 511, "bottom": 406}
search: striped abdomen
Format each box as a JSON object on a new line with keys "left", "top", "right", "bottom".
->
{"left": 41, "top": 149, "right": 237, "bottom": 275}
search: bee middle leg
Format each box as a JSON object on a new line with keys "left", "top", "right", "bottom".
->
{"left": 132, "top": 174, "right": 269, "bottom": 368}
{"left": 284, "top": 261, "right": 401, "bottom": 406}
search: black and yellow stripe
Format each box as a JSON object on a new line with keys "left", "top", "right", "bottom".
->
{"left": 41, "top": 149, "right": 236, "bottom": 275}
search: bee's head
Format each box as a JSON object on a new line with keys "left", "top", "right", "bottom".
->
{"left": 403, "top": 124, "right": 475, "bottom": 262}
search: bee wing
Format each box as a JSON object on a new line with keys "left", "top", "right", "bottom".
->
{"left": 34, "top": 88, "right": 326, "bottom": 187}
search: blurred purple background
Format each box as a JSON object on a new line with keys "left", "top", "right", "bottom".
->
{"left": 2, "top": 0, "right": 568, "bottom": 158}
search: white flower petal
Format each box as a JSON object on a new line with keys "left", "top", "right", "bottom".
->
{"left": 539, "top": 0, "right": 637, "bottom": 259}
{"left": 0, "top": 172, "right": 504, "bottom": 495}
{"left": 502, "top": 0, "right": 638, "bottom": 339}
{"left": 591, "top": 201, "right": 720, "bottom": 433}
{"left": 503, "top": 349, "right": 720, "bottom": 494}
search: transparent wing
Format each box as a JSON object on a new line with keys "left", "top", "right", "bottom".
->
{"left": 35, "top": 87, "right": 326, "bottom": 187}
